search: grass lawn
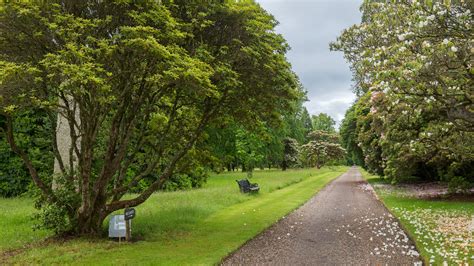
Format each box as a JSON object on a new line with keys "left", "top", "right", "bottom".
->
{"left": 361, "top": 170, "right": 474, "bottom": 265}
{"left": 0, "top": 166, "right": 347, "bottom": 265}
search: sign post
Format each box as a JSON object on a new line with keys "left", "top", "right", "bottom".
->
{"left": 125, "top": 218, "right": 130, "bottom": 242}
{"left": 124, "top": 207, "right": 136, "bottom": 242}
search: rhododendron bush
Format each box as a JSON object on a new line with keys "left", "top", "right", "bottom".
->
{"left": 333, "top": 1, "right": 473, "bottom": 186}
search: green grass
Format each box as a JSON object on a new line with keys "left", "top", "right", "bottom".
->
{"left": 361, "top": 170, "right": 474, "bottom": 265}
{"left": 0, "top": 197, "right": 50, "bottom": 252}
{"left": 1, "top": 166, "right": 347, "bottom": 265}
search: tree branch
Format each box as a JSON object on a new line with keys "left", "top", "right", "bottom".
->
{"left": 4, "top": 115, "right": 55, "bottom": 201}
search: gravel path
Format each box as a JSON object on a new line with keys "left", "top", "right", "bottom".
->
{"left": 223, "top": 167, "right": 422, "bottom": 265}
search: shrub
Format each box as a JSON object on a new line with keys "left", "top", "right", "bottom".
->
{"left": 447, "top": 176, "right": 472, "bottom": 195}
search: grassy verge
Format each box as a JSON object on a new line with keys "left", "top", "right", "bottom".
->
{"left": 1, "top": 166, "right": 347, "bottom": 265}
{"left": 361, "top": 170, "right": 474, "bottom": 265}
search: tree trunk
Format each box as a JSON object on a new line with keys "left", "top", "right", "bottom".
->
{"left": 76, "top": 209, "right": 108, "bottom": 236}
{"left": 53, "top": 96, "right": 81, "bottom": 190}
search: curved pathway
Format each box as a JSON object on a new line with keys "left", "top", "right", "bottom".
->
{"left": 223, "top": 167, "right": 421, "bottom": 265}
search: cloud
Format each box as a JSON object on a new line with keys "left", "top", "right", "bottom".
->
{"left": 256, "top": 0, "right": 362, "bottom": 125}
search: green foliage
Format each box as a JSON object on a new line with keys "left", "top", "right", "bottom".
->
{"left": 281, "top": 137, "right": 299, "bottom": 170}
{"left": 447, "top": 176, "right": 472, "bottom": 195}
{"left": 311, "top": 113, "right": 335, "bottom": 133}
{"left": 0, "top": 111, "right": 53, "bottom": 197}
{"left": 333, "top": 1, "right": 474, "bottom": 184}
{"left": 235, "top": 128, "right": 265, "bottom": 177}
{"left": 295, "top": 106, "right": 313, "bottom": 143}
{"left": 339, "top": 104, "right": 364, "bottom": 166}
{"left": 301, "top": 130, "right": 346, "bottom": 169}
{"left": 204, "top": 99, "right": 310, "bottom": 173}
{"left": 162, "top": 167, "right": 209, "bottom": 192}
{"left": 32, "top": 174, "right": 81, "bottom": 235}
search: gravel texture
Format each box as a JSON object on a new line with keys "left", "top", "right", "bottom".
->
{"left": 222, "top": 167, "right": 422, "bottom": 265}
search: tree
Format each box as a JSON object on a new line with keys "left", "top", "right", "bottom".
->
{"left": 204, "top": 85, "right": 309, "bottom": 172}
{"left": 339, "top": 104, "right": 364, "bottom": 166}
{"left": 235, "top": 128, "right": 265, "bottom": 178}
{"left": 332, "top": 1, "right": 473, "bottom": 184}
{"left": 204, "top": 120, "right": 241, "bottom": 172}
{"left": 301, "top": 131, "right": 345, "bottom": 169}
{"left": 300, "top": 107, "right": 314, "bottom": 140}
{"left": 0, "top": 1, "right": 299, "bottom": 235}
{"left": 311, "top": 113, "right": 336, "bottom": 133}
{"left": 281, "top": 137, "right": 299, "bottom": 171}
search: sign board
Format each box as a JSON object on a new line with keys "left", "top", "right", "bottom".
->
{"left": 124, "top": 208, "right": 136, "bottom": 220}
{"left": 108, "top": 215, "right": 127, "bottom": 238}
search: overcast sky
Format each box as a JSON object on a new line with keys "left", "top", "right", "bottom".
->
{"left": 257, "top": 0, "right": 362, "bottom": 126}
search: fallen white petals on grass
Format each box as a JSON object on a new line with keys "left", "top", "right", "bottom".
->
{"left": 393, "top": 207, "right": 473, "bottom": 264}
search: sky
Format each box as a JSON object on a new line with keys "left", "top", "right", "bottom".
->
{"left": 257, "top": 0, "right": 362, "bottom": 126}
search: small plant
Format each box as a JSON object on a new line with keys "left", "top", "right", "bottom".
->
{"left": 32, "top": 174, "right": 80, "bottom": 235}
{"left": 447, "top": 176, "right": 472, "bottom": 195}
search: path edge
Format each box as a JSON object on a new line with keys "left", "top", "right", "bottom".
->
{"left": 358, "top": 168, "right": 426, "bottom": 265}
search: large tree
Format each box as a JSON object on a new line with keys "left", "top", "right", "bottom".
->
{"left": 301, "top": 131, "right": 345, "bottom": 169}
{"left": 0, "top": 1, "right": 299, "bottom": 235}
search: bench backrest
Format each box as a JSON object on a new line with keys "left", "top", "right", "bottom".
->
{"left": 236, "top": 179, "right": 251, "bottom": 192}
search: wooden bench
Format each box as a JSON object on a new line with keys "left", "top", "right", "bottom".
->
{"left": 236, "top": 179, "right": 260, "bottom": 193}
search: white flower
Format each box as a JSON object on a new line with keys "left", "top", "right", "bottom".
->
{"left": 398, "top": 34, "right": 405, "bottom": 41}
{"left": 422, "top": 41, "right": 431, "bottom": 48}
{"left": 451, "top": 46, "right": 458, "bottom": 52}
{"left": 427, "top": 15, "right": 435, "bottom": 21}
{"left": 442, "top": 38, "right": 449, "bottom": 45}
{"left": 399, "top": 46, "right": 407, "bottom": 52}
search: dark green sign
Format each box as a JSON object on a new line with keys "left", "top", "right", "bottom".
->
{"left": 124, "top": 208, "right": 136, "bottom": 220}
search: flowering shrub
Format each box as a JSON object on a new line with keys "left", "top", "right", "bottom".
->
{"left": 333, "top": 1, "right": 473, "bottom": 186}
{"left": 301, "top": 131, "right": 345, "bottom": 169}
